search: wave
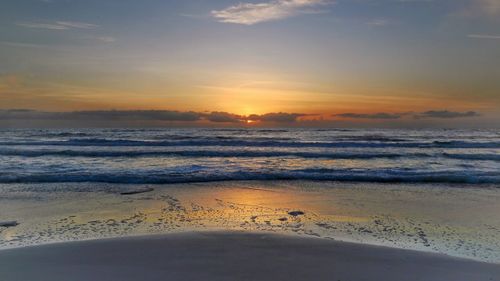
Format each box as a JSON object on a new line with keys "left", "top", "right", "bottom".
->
{"left": 24, "top": 132, "right": 92, "bottom": 138}
{"left": 442, "top": 153, "right": 500, "bottom": 161}
{"left": 1, "top": 149, "right": 499, "bottom": 162}
{"left": 333, "top": 136, "right": 410, "bottom": 142}
{"left": 1, "top": 138, "right": 499, "bottom": 148}
{"left": 1, "top": 169, "right": 498, "bottom": 184}
{"left": 0, "top": 149, "right": 419, "bottom": 159}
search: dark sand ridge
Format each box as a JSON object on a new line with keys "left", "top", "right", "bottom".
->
{"left": 0, "top": 231, "right": 499, "bottom": 281}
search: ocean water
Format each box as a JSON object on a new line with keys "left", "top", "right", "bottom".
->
{"left": 0, "top": 128, "right": 499, "bottom": 185}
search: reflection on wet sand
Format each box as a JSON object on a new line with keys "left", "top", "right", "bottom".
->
{"left": 0, "top": 181, "right": 499, "bottom": 263}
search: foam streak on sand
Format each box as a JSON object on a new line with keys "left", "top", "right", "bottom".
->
{"left": 1, "top": 181, "right": 499, "bottom": 263}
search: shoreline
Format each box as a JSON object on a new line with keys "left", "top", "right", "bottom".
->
{"left": 1, "top": 227, "right": 499, "bottom": 265}
{"left": 1, "top": 181, "right": 499, "bottom": 263}
{"left": 0, "top": 231, "right": 499, "bottom": 281}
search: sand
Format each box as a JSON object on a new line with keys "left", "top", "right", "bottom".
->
{"left": 0, "top": 231, "right": 498, "bottom": 281}
{"left": 2, "top": 181, "right": 500, "bottom": 263}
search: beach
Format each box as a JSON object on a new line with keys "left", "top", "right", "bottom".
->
{"left": 1, "top": 231, "right": 499, "bottom": 281}
{"left": 1, "top": 181, "right": 500, "bottom": 263}
{"left": 3, "top": 0, "right": 500, "bottom": 278}
{"left": 1, "top": 128, "right": 499, "bottom": 279}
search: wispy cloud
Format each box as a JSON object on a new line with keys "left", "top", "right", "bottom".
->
{"left": 95, "top": 36, "right": 116, "bottom": 43}
{"left": 366, "top": 18, "right": 391, "bottom": 26}
{"left": 468, "top": 34, "right": 500, "bottom": 40}
{"left": 55, "top": 21, "right": 98, "bottom": 29}
{"left": 211, "top": 0, "right": 330, "bottom": 25}
{"left": 16, "top": 21, "right": 98, "bottom": 30}
{"left": 16, "top": 22, "right": 69, "bottom": 30}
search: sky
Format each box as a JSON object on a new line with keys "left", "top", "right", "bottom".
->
{"left": 0, "top": 0, "right": 499, "bottom": 128}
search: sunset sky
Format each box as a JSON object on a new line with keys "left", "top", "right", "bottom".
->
{"left": 0, "top": 0, "right": 499, "bottom": 127}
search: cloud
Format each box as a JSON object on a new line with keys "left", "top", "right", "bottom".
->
{"left": 336, "top": 112, "right": 403, "bottom": 119}
{"left": 467, "top": 34, "right": 500, "bottom": 40}
{"left": 211, "top": 0, "right": 330, "bottom": 25}
{"left": 1, "top": 109, "right": 481, "bottom": 128}
{"left": 204, "top": 112, "right": 243, "bottom": 123}
{"left": 0, "top": 110, "right": 307, "bottom": 124}
{"left": 366, "top": 18, "right": 391, "bottom": 26}
{"left": 415, "top": 110, "right": 480, "bottom": 119}
{"left": 54, "top": 21, "right": 98, "bottom": 29}
{"left": 95, "top": 36, "right": 116, "bottom": 43}
{"left": 69, "top": 110, "right": 201, "bottom": 121}
{"left": 336, "top": 110, "right": 481, "bottom": 120}
{"left": 249, "top": 112, "right": 307, "bottom": 122}
{"left": 0, "top": 110, "right": 201, "bottom": 122}
{"left": 16, "top": 21, "right": 98, "bottom": 30}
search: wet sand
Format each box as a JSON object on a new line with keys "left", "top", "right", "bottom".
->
{"left": 0, "top": 231, "right": 499, "bottom": 281}
{"left": 1, "top": 181, "right": 500, "bottom": 263}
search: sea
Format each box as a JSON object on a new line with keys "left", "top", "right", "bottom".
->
{"left": 0, "top": 128, "right": 498, "bottom": 185}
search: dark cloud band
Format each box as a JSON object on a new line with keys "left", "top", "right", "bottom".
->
{"left": 0, "top": 110, "right": 307, "bottom": 123}
{"left": 336, "top": 110, "right": 480, "bottom": 120}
